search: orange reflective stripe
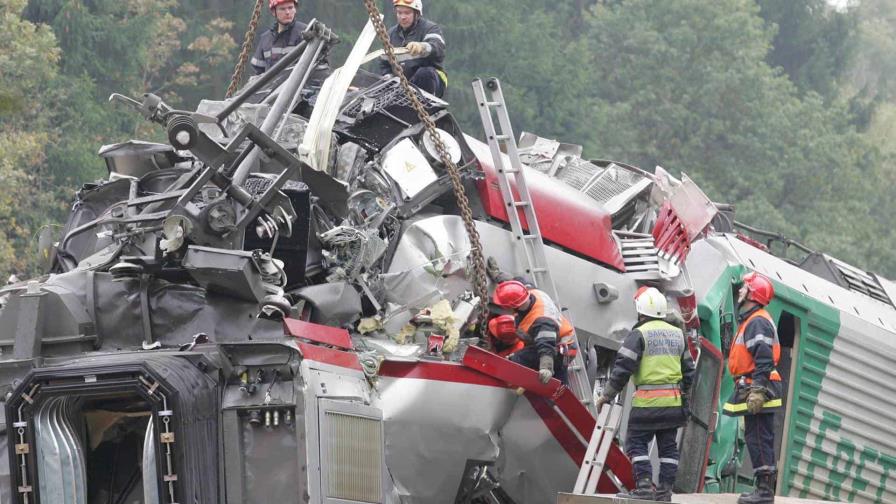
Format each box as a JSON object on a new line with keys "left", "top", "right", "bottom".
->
{"left": 519, "top": 290, "right": 577, "bottom": 356}
{"left": 634, "top": 389, "right": 681, "bottom": 399}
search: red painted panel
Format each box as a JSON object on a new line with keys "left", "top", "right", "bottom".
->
{"left": 461, "top": 345, "right": 564, "bottom": 398}
{"left": 378, "top": 359, "right": 506, "bottom": 388}
{"left": 296, "top": 342, "right": 362, "bottom": 371}
{"left": 284, "top": 318, "right": 353, "bottom": 350}
{"left": 467, "top": 138, "right": 626, "bottom": 271}
{"left": 526, "top": 392, "right": 587, "bottom": 464}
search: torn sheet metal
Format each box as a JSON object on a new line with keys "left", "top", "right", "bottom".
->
{"left": 382, "top": 215, "right": 473, "bottom": 310}
{"left": 300, "top": 19, "right": 378, "bottom": 171}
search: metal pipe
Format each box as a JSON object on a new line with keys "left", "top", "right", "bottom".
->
{"left": 215, "top": 40, "right": 310, "bottom": 123}
{"left": 232, "top": 36, "right": 325, "bottom": 185}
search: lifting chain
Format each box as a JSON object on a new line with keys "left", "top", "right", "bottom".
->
{"left": 226, "top": 0, "right": 266, "bottom": 98}
{"left": 362, "top": 0, "right": 491, "bottom": 338}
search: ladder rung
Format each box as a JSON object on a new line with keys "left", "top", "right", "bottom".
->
{"left": 500, "top": 168, "right": 519, "bottom": 174}
{"left": 530, "top": 268, "right": 548, "bottom": 273}
{"left": 522, "top": 235, "right": 540, "bottom": 240}
{"left": 484, "top": 101, "right": 501, "bottom": 107}
{"left": 493, "top": 134, "right": 510, "bottom": 141}
{"left": 512, "top": 201, "right": 530, "bottom": 208}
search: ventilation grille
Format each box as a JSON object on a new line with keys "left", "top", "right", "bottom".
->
{"left": 342, "top": 80, "right": 436, "bottom": 120}
{"left": 617, "top": 232, "right": 660, "bottom": 274}
{"left": 829, "top": 257, "right": 893, "bottom": 306}
{"left": 324, "top": 411, "right": 383, "bottom": 503}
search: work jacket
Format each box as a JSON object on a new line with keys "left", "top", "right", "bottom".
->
{"left": 605, "top": 319, "right": 696, "bottom": 431}
{"left": 252, "top": 21, "right": 307, "bottom": 75}
{"left": 378, "top": 17, "right": 447, "bottom": 85}
{"left": 516, "top": 289, "right": 578, "bottom": 360}
{"left": 251, "top": 20, "right": 331, "bottom": 79}
{"left": 723, "top": 306, "right": 784, "bottom": 416}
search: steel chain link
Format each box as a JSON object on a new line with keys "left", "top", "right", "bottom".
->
{"left": 362, "top": 0, "right": 491, "bottom": 338}
{"left": 226, "top": 0, "right": 265, "bottom": 98}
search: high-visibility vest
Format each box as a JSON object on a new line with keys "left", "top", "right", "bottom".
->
{"left": 728, "top": 308, "right": 781, "bottom": 383}
{"left": 518, "top": 289, "right": 578, "bottom": 357}
{"left": 631, "top": 320, "right": 686, "bottom": 408}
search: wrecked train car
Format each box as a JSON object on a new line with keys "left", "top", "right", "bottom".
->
{"left": 0, "top": 17, "right": 894, "bottom": 504}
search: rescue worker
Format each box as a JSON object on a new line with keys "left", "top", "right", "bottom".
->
{"left": 379, "top": 0, "right": 447, "bottom": 97}
{"left": 723, "top": 272, "right": 784, "bottom": 504}
{"left": 251, "top": 0, "right": 329, "bottom": 77}
{"left": 595, "top": 287, "right": 696, "bottom": 502}
{"left": 491, "top": 280, "right": 577, "bottom": 384}
{"left": 488, "top": 314, "right": 525, "bottom": 357}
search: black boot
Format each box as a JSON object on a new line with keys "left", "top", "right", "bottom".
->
{"left": 737, "top": 472, "right": 775, "bottom": 504}
{"left": 617, "top": 476, "right": 655, "bottom": 501}
{"left": 654, "top": 482, "right": 673, "bottom": 502}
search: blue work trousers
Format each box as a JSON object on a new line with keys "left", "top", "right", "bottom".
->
{"left": 626, "top": 427, "right": 680, "bottom": 484}
{"left": 508, "top": 346, "right": 568, "bottom": 385}
{"left": 745, "top": 413, "right": 776, "bottom": 475}
{"left": 409, "top": 66, "right": 445, "bottom": 98}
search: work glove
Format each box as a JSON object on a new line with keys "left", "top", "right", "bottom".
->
{"left": 486, "top": 256, "right": 503, "bottom": 282}
{"left": 746, "top": 387, "right": 767, "bottom": 415}
{"left": 538, "top": 355, "right": 554, "bottom": 384}
{"left": 595, "top": 395, "right": 610, "bottom": 413}
{"left": 405, "top": 41, "right": 429, "bottom": 57}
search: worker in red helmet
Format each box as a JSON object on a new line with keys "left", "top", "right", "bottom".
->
{"left": 251, "top": 0, "right": 329, "bottom": 77}
{"left": 487, "top": 314, "right": 525, "bottom": 357}
{"left": 723, "top": 271, "right": 783, "bottom": 504}
{"left": 492, "top": 280, "right": 576, "bottom": 384}
{"left": 594, "top": 286, "right": 695, "bottom": 502}
{"left": 379, "top": 0, "right": 448, "bottom": 97}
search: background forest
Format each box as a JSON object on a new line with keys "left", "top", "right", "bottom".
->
{"left": 1, "top": 0, "right": 895, "bottom": 279}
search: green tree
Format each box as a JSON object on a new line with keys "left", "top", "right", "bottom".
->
{"left": 581, "top": 0, "right": 878, "bottom": 265}
{"left": 0, "top": 0, "right": 63, "bottom": 278}
{"left": 755, "top": 0, "right": 858, "bottom": 99}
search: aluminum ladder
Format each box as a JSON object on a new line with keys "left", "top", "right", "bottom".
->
{"left": 472, "top": 77, "right": 594, "bottom": 410}
{"left": 573, "top": 403, "right": 625, "bottom": 495}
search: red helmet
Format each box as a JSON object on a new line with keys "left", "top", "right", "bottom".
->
{"left": 269, "top": 0, "right": 296, "bottom": 10}
{"left": 488, "top": 315, "right": 518, "bottom": 344}
{"left": 492, "top": 280, "right": 530, "bottom": 309}
{"left": 742, "top": 271, "right": 774, "bottom": 305}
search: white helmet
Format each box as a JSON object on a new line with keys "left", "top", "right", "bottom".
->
{"left": 634, "top": 287, "right": 668, "bottom": 318}
{"left": 394, "top": 0, "right": 422, "bottom": 14}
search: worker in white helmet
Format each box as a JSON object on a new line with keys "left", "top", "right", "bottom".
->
{"left": 595, "top": 286, "right": 696, "bottom": 502}
{"left": 380, "top": 0, "right": 447, "bottom": 97}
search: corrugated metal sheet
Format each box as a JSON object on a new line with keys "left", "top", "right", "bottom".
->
{"left": 788, "top": 313, "right": 896, "bottom": 504}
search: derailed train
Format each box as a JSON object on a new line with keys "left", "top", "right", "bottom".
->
{"left": 0, "top": 19, "right": 894, "bottom": 504}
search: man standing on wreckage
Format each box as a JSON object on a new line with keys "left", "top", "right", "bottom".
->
{"left": 251, "top": 0, "right": 329, "bottom": 78}
{"left": 724, "top": 272, "right": 784, "bottom": 504}
{"left": 379, "top": 0, "right": 448, "bottom": 97}
{"left": 595, "top": 287, "right": 696, "bottom": 502}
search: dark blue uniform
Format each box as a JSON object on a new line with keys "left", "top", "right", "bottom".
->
{"left": 378, "top": 17, "right": 447, "bottom": 97}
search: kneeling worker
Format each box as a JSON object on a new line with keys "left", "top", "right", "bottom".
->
{"left": 491, "top": 280, "right": 577, "bottom": 384}
{"left": 595, "top": 287, "right": 696, "bottom": 502}
{"left": 380, "top": 0, "right": 448, "bottom": 97}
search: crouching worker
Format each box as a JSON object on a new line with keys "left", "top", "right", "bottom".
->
{"left": 488, "top": 314, "right": 525, "bottom": 357}
{"left": 595, "top": 287, "right": 696, "bottom": 502}
{"left": 491, "top": 280, "right": 577, "bottom": 385}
